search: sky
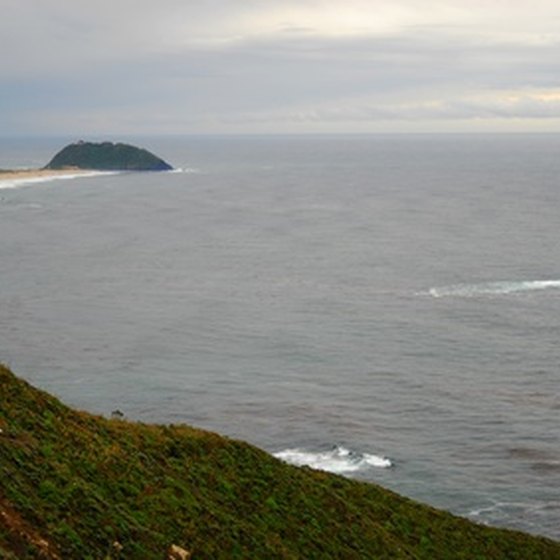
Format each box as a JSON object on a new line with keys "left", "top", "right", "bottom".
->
{"left": 2, "top": 0, "right": 560, "bottom": 135}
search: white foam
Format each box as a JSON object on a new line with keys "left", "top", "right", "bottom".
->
{"left": 428, "top": 280, "right": 560, "bottom": 298}
{"left": 0, "top": 170, "right": 119, "bottom": 190}
{"left": 167, "top": 167, "right": 200, "bottom": 174}
{"left": 467, "top": 499, "right": 558, "bottom": 519}
{"left": 273, "top": 446, "right": 392, "bottom": 474}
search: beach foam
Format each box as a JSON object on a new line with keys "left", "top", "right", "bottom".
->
{"left": 167, "top": 167, "right": 200, "bottom": 174}
{"left": 274, "top": 446, "right": 392, "bottom": 474}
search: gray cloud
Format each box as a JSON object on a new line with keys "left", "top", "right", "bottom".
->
{"left": 2, "top": 1, "right": 560, "bottom": 134}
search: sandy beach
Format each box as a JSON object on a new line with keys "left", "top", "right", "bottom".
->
{"left": 0, "top": 167, "right": 113, "bottom": 189}
{"left": 0, "top": 168, "right": 93, "bottom": 182}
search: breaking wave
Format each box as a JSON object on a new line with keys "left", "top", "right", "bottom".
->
{"left": 273, "top": 446, "right": 392, "bottom": 474}
{"left": 428, "top": 280, "right": 560, "bottom": 298}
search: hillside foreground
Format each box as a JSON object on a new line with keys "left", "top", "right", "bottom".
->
{"left": 0, "top": 364, "right": 558, "bottom": 559}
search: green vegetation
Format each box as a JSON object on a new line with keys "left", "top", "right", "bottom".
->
{"left": 44, "top": 141, "right": 173, "bottom": 171}
{"left": 0, "top": 364, "right": 558, "bottom": 559}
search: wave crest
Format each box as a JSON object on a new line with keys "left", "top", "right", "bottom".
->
{"left": 273, "top": 446, "right": 392, "bottom": 474}
{"left": 429, "top": 280, "right": 560, "bottom": 298}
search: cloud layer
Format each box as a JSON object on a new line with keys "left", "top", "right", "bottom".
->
{"left": 3, "top": 1, "right": 560, "bottom": 134}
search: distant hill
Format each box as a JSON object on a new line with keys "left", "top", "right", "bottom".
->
{"left": 0, "top": 364, "right": 558, "bottom": 559}
{"left": 44, "top": 141, "right": 173, "bottom": 171}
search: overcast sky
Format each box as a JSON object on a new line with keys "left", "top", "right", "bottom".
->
{"left": 3, "top": 0, "right": 560, "bottom": 135}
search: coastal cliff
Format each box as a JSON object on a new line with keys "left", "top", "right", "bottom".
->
{"left": 0, "top": 364, "right": 558, "bottom": 559}
{"left": 44, "top": 141, "right": 173, "bottom": 171}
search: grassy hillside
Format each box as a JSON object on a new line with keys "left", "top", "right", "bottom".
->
{"left": 0, "top": 364, "right": 558, "bottom": 559}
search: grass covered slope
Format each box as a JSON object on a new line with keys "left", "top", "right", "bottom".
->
{"left": 0, "top": 365, "right": 558, "bottom": 559}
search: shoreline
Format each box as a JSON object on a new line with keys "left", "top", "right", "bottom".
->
{"left": 0, "top": 167, "right": 94, "bottom": 182}
{"left": 0, "top": 167, "right": 116, "bottom": 189}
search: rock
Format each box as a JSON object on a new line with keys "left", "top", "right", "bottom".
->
{"left": 167, "top": 543, "right": 191, "bottom": 560}
{"left": 44, "top": 141, "right": 173, "bottom": 171}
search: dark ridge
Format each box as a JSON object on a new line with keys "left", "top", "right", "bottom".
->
{"left": 44, "top": 141, "right": 173, "bottom": 171}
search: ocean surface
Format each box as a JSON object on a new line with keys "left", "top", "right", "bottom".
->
{"left": 1, "top": 134, "right": 559, "bottom": 540}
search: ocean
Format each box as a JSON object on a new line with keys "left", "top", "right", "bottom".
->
{"left": 1, "top": 134, "right": 559, "bottom": 539}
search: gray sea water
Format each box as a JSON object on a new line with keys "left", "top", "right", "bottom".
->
{"left": 1, "top": 134, "right": 559, "bottom": 540}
